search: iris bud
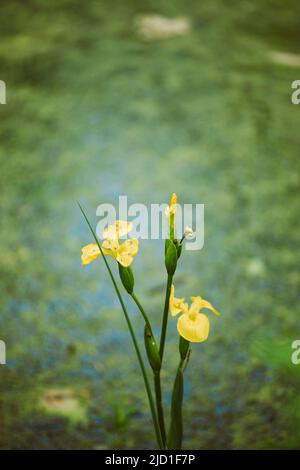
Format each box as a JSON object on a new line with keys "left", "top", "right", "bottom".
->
{"left": 165, "top": 238, "right": 171, "bottom": 255}
{"left": 166, "top": 367, "right": 183, "bottom": 450}
{"left": 184, "top": 226, "right": 193, "bottom": 238}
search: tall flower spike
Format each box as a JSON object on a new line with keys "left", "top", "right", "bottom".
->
{"left": 169, "top": 285, "right": 220, "bottom": 343}
{"left": 81, "top": 220, "right": 139, "bottom": 267}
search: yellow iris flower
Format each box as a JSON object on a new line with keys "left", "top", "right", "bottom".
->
{"left": 165, "top": 193, "right": 177, "bottom": 217}
{"left": 169, "top": 285, "right": 220, "bottom": 343}
{"left": 81, "top": 220, "right": 139, "bottom": 267}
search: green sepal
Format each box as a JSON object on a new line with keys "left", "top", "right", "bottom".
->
{"left": 144, "top": 325, "right": 161, "bottom": 372}
{"left": 165, "top": 241, "right": 177, "bottom": 275}
{"left": 118, "top": 264, "right": 134, "bottom": 294}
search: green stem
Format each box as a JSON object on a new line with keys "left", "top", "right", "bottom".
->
{"left": 77, "top": 202, "right": 163, "bottom": 450}
{"left": 159, "top": 274, "right": 173, "bottom": 360}
{"left": 131, "top": 292, "right": 167, "bottom": 447}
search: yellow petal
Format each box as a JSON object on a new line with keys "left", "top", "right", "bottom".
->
{"left": 116, "top": 252, "right": 133, "bottom": 267}
{"left": 81, "top": 244, "right": 101, "bottom": 265}
{"left": 177, "top": 313, "right": 210, "bottom": 343}
{"left": 169, "top": 193, "right": 177, "bottom": 215}
{"left": 169, "top": 285, "right": 186, "bottom": 316}
{"left": 190, "top": 296, "right": 220, "bottom": 316}
{"left": 103, "top": 221, "right": 133, "bottom": 240}
{"left": 116, "top": 239, "right": 139, "bottom": 267}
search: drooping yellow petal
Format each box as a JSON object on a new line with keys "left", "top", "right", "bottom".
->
{"left": 177, "top": 313, "right": 210, "bottom": 343}
{"left": 169, "top": 284, "right": 187, "bottom": 316}
{"left": 190, "top": 296, "right": 220, "bottom": 316}
{"left": 81, "top": 244, "right": 101, "bottom": 265}
{"left": 116, "top": 239, "right": 139, "bottom": 267}
{"left": 103, "top": 221, "right": 133, "bottom": 240}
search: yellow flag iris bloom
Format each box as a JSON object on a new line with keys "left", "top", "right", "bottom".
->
{"left": 169, "top": 285, "right": 220, "bottom": 343}
{"left": 81, "top": 220, "right": 139, "bottom": 267}
{"left": 165, "top": 193, "right": 177, "bottom": 239}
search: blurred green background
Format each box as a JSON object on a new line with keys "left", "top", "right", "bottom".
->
{"left": 0, "top": 0, "right": 300, "bottom": 449}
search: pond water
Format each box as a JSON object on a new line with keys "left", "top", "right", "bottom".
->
{"left": 0, "top": 0, "right": 299, "bottom": 449}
